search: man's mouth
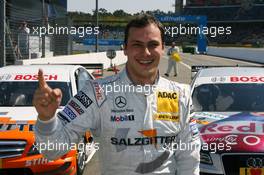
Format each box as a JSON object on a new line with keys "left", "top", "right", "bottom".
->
{"left": 138, "top": 60, "right": 154, "bottom": 65}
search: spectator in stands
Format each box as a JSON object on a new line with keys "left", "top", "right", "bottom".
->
{"left": 18, "top": 21, "right": 30, "bottom": 59}
{"left": 13, "top": 41, "right": 22, "bottom": 60}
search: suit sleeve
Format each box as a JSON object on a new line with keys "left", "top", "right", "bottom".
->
{"left": 174, "top": 85, "right": 201, "bottom": 175}
{"left": 34, "top": 80, "right": 101, "bottom": 160}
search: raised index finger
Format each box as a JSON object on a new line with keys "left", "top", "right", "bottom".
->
{"left": 38, "top": 69, "right": 47, "bottom": 89}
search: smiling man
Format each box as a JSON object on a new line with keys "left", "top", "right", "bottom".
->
{"left": 33, "top": 14, "right": 200, "bottom": 175}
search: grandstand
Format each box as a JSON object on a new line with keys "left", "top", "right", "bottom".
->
{"left": 4, "top": 0, "right": 69, "bottom": 65}
{"left": 182, "top": 0, "right": 264, "bottom": 46}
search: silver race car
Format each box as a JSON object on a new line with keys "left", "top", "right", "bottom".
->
{"left": 191, "top": 66, "right": 264, "bottom": 175}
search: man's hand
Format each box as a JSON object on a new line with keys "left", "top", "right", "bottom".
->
{"left": 33, "top": 69, "right": 62, "bottom": 121}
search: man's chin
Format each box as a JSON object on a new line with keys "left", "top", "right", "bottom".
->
{"left": 140, "top": 69, "right": 158, "bottom": 78}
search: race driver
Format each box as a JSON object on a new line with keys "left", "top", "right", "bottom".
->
{"left": 33, "top": 14, "right": 200, "bottom": 175}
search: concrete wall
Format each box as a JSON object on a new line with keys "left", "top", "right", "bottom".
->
{"left": 207, "top": 47, "right": 264, "bottom": 64}
{"left": 15, "top": 51, "right": 127, "bottom": 69}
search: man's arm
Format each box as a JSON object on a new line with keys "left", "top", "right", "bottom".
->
{"left": 33, "top": 69, "right": 99, "bottom": 160}
{"left": 174, "top": 85, "right": 200, "bottom": 175}
{"left": 174, "top": 120, "right": 200, "bottom": 175}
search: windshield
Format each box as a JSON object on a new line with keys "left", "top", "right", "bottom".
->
{"left": 192, "top": 83, "right": 264, "bottom": 112}
{"left": 0, "top": 81, "right": 72, "bottom": 107}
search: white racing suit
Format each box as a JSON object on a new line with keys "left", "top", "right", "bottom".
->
{"left": 35, "top": 69, "right": 200, "bottom": 175}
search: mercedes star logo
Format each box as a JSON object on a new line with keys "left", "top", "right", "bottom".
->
{"left": 115, "top": 96, "right": 127, "bottom": 108}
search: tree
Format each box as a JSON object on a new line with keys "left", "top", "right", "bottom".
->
{"left": 98, "top": 8, "right": 112, "bottom": 16}
{"left": 113, "top": 10, "right": 129, "bottom": 17}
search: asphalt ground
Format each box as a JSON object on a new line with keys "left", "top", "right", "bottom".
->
{"left": 83, "top": 53, "right": 261, "bottom": 175}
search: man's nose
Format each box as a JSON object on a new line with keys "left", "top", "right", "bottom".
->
{"left": 143, "top": 47, "right": 151, "bottom": 56}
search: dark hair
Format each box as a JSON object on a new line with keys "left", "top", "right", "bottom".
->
{"left": 124, "top": 14, "right": 164, "bottom": 46}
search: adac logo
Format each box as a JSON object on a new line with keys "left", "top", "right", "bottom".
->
{"left": 110, "top": 115, "right": 134, "bottom": 122}
{"left": 115, "top": 96, "right": 127, "bottom": 108}
{"left": 157, "top": 91, "right": 179, "bottom": 113}
{"left": 158, "top": 92, "right": 177, "bottom": 99}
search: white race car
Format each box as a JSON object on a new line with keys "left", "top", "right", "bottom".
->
{"left": 191, "top": 66, "right": 264, "bottom": 175}
{"left": 0, "top": 65, "right": 95, "bottom": 175}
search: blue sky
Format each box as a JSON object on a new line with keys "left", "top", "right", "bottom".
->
{"left": 68, "top": 0, "right": 176, "bottom": 14}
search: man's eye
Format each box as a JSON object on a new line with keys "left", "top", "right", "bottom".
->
{"left": 132, "top": 43, "right": 142, "bottom": 47}
{"left": 148, "top": 43, "right": 159, "bottom": 48}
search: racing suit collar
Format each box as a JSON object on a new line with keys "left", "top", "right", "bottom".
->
{"left": 119, "top": 67, "right": 160, "bottom": 95}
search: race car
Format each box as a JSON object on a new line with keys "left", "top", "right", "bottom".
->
{"left": 191, "top": 66, "right": 264, "bottom": 175}
{"left": 0, "top": 65, "right": 96, "bottom": 175}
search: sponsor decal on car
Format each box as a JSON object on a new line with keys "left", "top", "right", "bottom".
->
{"left": 0, "top": 74, "right": 12, "bottom": 81}
{"left": 211, "top": 76, "right": 227, "bottom": 83}
{"left": 240, "top": 167, "right": 264, "bottom": 175}
{"left": 200, "top": 116, "right": 264, "bottom": 152}
{"left": 25, "top": 158, "right": 53, "bottom": 167}
{"left": 14, "top": 74, "right": 58, "bottom": 81}
{"left": 0, "top": 112, "right": 8, "bottom": 115}
{"left": 191, "top": 112, "right": 228, "bottom": 125}
{"left": 240, "top": 157, "right": 264, "bottom": 175}
{"left": 194, "top": 76, "right": 229, "bottom": 85}
{"left": 0, "top": 118, "right": 35, "bottom": 131}
{"left": 192, "top": 112, "right": 228, "bottom": 120}
{"left": 200, "top": 121, "right": 264, "bottom": 135}
{"left": 231, "top": 76, "right": 264, "bottom": 83}
{"left": 194, "top": 76, "right": 264, "bottom": 86}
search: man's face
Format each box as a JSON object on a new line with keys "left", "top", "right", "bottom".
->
{"left": 124, "top": 24, "right": 164, "bottom": 81}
